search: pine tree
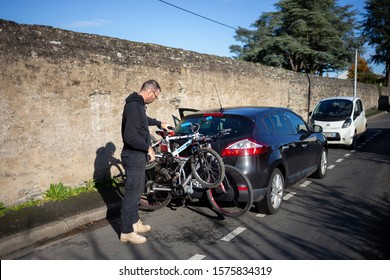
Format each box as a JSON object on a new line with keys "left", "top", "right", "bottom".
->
{"left": 230, "top": 0, "right": 359, "bottom": 76}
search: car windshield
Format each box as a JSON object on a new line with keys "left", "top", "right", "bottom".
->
{"left": 175, "top": 115, "right": 253, "bottom": 139}
{"left": 312, "top": 99, "right": 353, "bottom": 121}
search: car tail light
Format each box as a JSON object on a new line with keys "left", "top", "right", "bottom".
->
{"left": 203, "top": 113, "right": 224, "bottom": 117}
{"left": 222, "top": 139, "right": 268, "bottom": 157}
{"left": 342, "top": 118, "right": 352, "bottom": 128}
{"left": 237, "top": 185, "right": 249, "bottom": 191}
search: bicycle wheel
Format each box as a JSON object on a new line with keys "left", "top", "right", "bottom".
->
{"left": 140, "top": 166, "right": 172, "bottom": 211}
{"left": 191, "top": 147, "right": 225, "bottom": 188}
{"left": 206, "top": 165, "right": 253, "bottom": 218}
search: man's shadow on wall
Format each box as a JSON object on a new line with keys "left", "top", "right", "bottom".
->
{"left": 93, "top": 142, "right": 124, "bottom": 235}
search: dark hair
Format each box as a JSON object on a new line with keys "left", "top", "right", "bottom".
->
{"left": 140, "top": 79, "right": 161, "bottom": 92}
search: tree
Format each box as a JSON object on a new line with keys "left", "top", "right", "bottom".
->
{"left": 361, "top": 0, "right": 390, "bottom": 87}
{"left": 348, "top": 56, "right": 379, "bottom": 84}
{"left": 230, "top": 0, "right": 360, "bottom": 76}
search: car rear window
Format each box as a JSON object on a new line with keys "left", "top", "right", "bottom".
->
{"left": 175, "top": 115, "right": 253, "bottom": 139}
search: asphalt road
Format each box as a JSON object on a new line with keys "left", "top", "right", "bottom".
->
{"left": 14, "top": 112, "right": 390, "bottom": 260}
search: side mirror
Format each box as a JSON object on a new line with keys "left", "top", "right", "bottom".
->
{"left": 312, "top": 125, "right": 323, "bottom": 133}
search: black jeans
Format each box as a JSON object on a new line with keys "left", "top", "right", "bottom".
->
{"left": 120, "top": 150, "right": 147, "bottom": 234}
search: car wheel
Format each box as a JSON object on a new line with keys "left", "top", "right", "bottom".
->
{"left": 311, "top": 147, "right": 327, "bottom": 179}
{"left": 360, "top": 125, "right": 367, "bottom": 142}
{"left": 255, "top": 168, "right": 284, "bottom": 214}
{"left": 349, "top": 131, "right": 357, "bottom": 150}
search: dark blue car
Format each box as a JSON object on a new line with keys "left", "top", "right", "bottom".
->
{"left": 174, "top": 106, "right": 328, "bottom": 214}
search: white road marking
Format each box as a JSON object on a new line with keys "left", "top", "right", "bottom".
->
{"left": 328, "top": 165, "right": 336, "bottom": 169}
{"left": 220, "top": 227, "right": 246, "bottom": 242}
{"left": 336, "top": 158, "right": 344, "bottom": 163}
{"left": 256, "top": 213, "right": 266, "bottom": 218}
{"left": 300, "top": 180, "right": 312, "bottom": 188}
{"left": 344, "top": 153, "right": 351, "bottom": 157}
{"left": 283, "top": 192, "right": 297, "bottom": 200}
{"left": 189, "top": 254, "right": 206, "bottom": 260}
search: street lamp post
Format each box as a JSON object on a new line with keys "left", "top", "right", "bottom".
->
{"left": 354, "top": 49, "right": 357, "bottom": 97}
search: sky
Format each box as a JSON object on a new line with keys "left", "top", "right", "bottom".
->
{"left": 0, "top": 0, "right": 384, "bottom": 75}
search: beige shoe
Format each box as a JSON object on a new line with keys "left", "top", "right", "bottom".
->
{"left": 133, "top": 219, "right": 151, "bottom": 233}
{"left": 120, "top": 232, "right": 147, "bottom": 244}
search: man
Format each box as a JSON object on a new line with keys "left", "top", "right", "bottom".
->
{"left": 120, "top": 79, "right": 169, "bottom": 244}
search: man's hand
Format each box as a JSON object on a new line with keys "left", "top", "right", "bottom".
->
{"left": 160, "top": 121, "right": 172, "bottom": 130}
{"left": 148, "top": 146, "right": 156, "bottom": 162}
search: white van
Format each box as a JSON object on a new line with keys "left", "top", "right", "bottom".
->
{"left": 310, "top": 97, "right": 367, "bottom": 149}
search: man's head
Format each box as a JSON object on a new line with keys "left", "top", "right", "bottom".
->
{"left": 139, "top": 79, "right": 161, "bottom": 104}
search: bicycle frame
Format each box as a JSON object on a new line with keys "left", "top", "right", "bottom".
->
{"left": 148, "top": 116, "right": 223, "bottom": 192}
{"left": 153, "top": 122, "right": 205, "bottom": 157}
{"left": 152, "top": 133, "right": 203, "bottom": 193}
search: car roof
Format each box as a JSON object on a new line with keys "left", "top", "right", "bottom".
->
{"left": 318, "top": 96, "right": 360, "bottom": 102}
{"left": 185, "top": 106, "right": 291, "bottom": 120}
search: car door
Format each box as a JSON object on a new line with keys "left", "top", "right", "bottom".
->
{"left": 353, "top": 99, "right": 365, "bottom": 135}
{"left": 284, "top": 111, "right": 319, "bottom": 176}
{"left": 172, "top": 108, "right": 200, "bottom": 126}
{"left": 267, "top": 112, "right": 303, "bottom": 183}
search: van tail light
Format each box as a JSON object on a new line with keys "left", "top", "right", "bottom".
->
{"left": 222, "top": 139, "right": 268, "bottom": 157}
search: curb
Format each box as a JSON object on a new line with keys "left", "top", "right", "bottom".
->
{"left": 0, "top": 202, "right": 121, "bottom": 258}
{"left": 367, "top": 110, "right": 388, "bottom": 120}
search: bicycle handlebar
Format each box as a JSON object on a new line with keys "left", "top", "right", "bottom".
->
{"left": 157, "top": 125, "right": 175, "bottom": 131}
{"left": 181, "top": 122, "right": 192, "bottom": 128}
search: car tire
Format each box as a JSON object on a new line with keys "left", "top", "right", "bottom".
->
{"left": 349, "top": 131, "right": 357, "bottom": 150}
{"left": 255, "top": 168, "right": 284, "bottom": 214}
{"left": 311, "top": 147, "right": 327, "bottom": 179}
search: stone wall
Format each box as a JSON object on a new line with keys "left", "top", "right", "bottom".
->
{"left": 0, "top": 19, "right": 388, "bottom": 206}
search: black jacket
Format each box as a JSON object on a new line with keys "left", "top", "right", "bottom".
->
{"left": 121, "top": 92, "right": 161, "bottom": 153}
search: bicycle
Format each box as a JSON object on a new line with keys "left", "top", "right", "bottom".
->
{"left": 140, "top": 117, "right": 254, "bottom": 217}
{"left": 141, "top": 163, "right": 253, "bottom": 218}
{"left": 146, "top": 117, "right": 225, "bottom": 189}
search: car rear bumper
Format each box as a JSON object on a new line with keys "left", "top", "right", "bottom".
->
{"left": 252, "top": 188, "right": 267, "bottom": 202}
{"left": 223, "top": 155, "right": 269, "bottom": 202}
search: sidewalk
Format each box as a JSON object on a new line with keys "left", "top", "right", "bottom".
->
{"left": 0, "top": 189, "right": 123, "bottom": 258}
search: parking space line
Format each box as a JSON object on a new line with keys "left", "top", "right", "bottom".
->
{"left": 328, "top": 164, "right": 336, "bottom": 169}
{"left": 256, "top": 213, "right": 266, "bottom": 218}
{"left": 283, "top": 192, "right": 297, "bottom": 200}
{"left": 189, "top": 254, "right": 206, "bottom": 260}
{"left": 220, "top": 227, "right": 246, "bottom": 242}
{"left": 336, "top": 158, "right": 343, "bottom": 163}
{"left": 300, "top": 180, "right": 312, "bottom": 188}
